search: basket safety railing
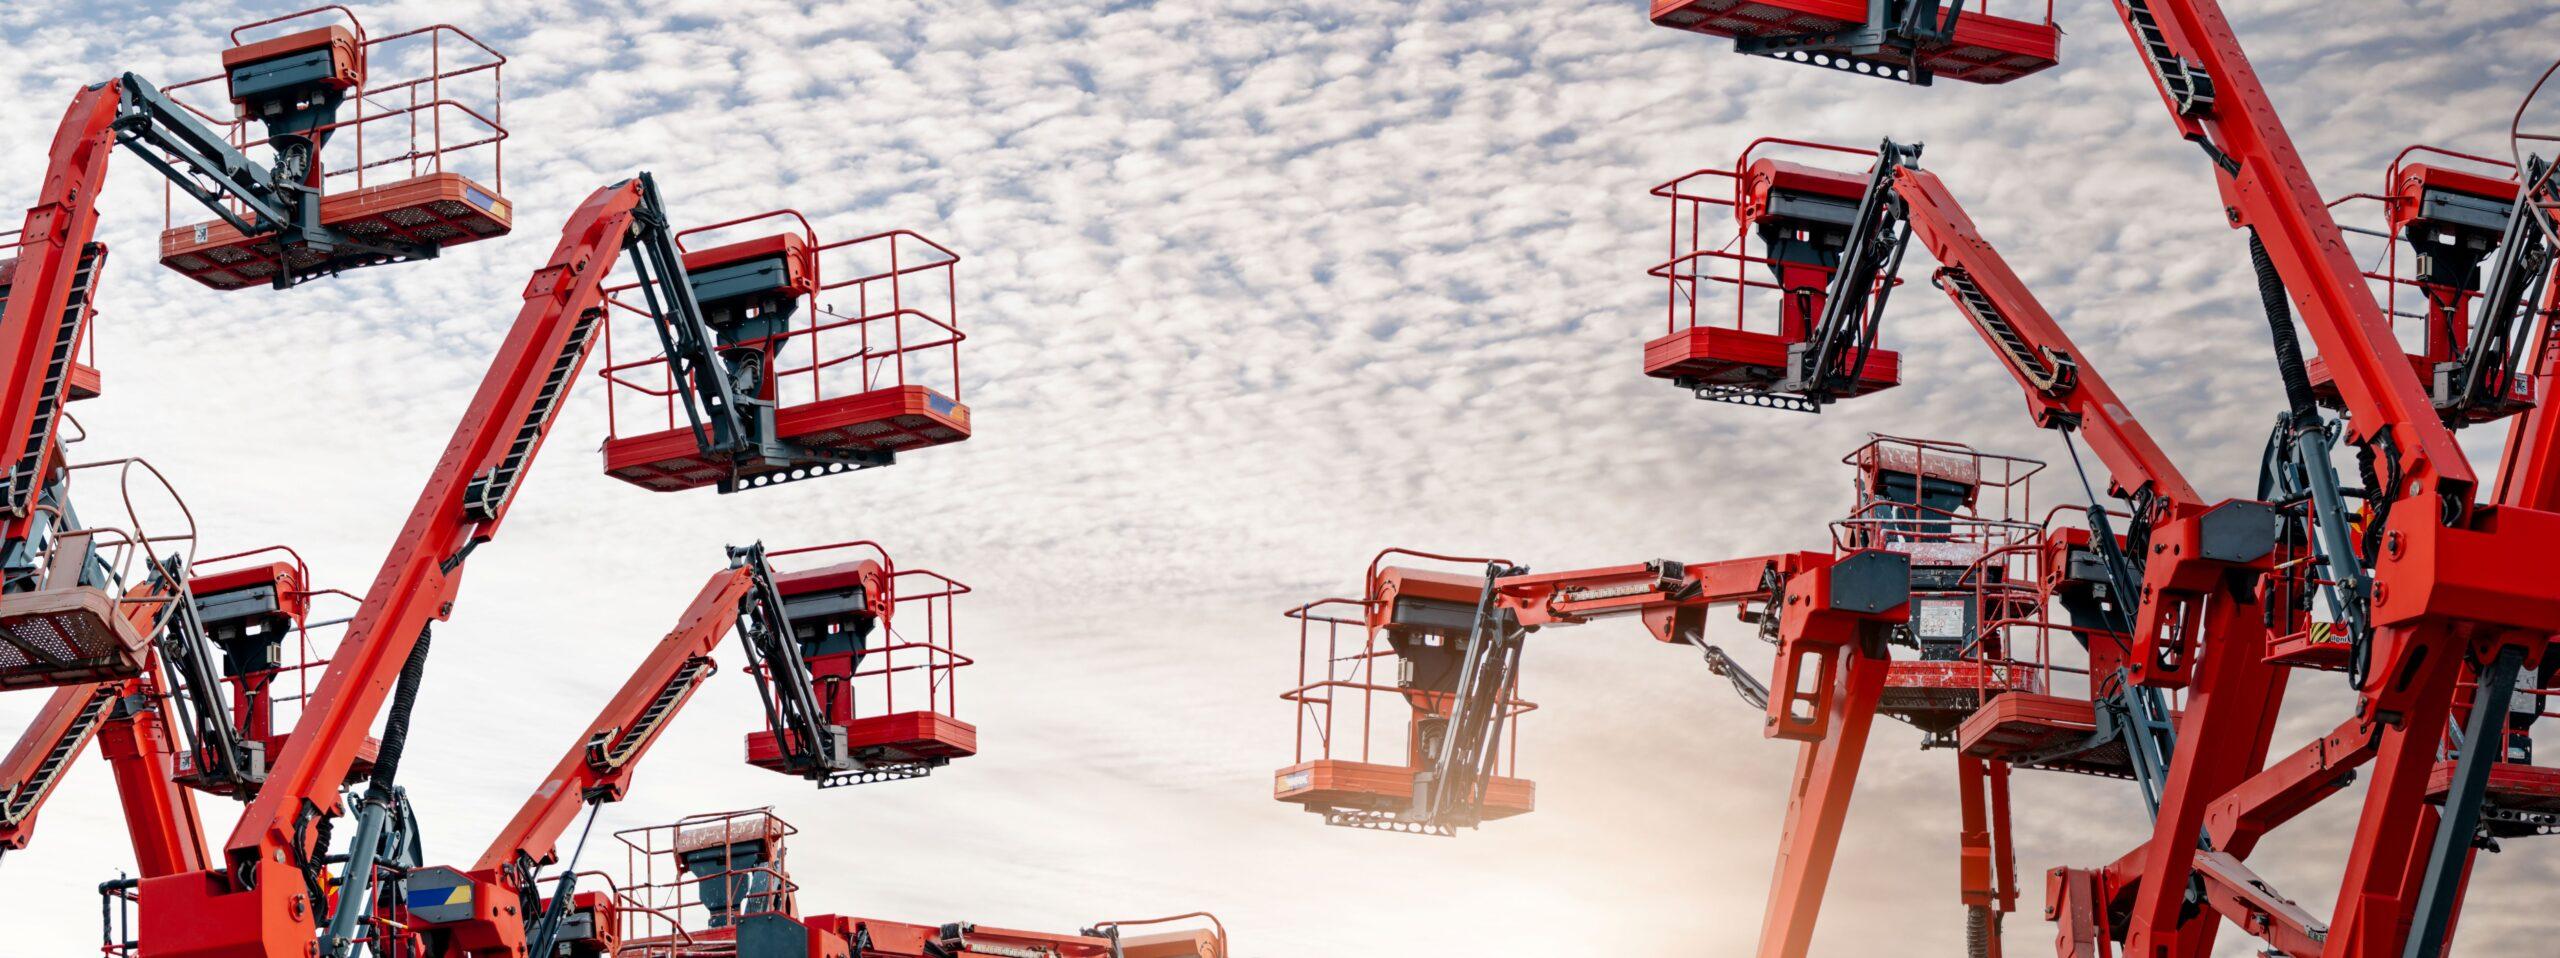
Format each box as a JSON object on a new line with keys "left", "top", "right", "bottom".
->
{"left": 1279, "top": 548, "right": 1537, "bottom": 781}
{"left": 2325, "top": 145, "right": 2528, "bottom": 362}
{"left": 610, "top": 808, "right": 804, "bottom": 954}
{"left": 1088, "top": 912, "right": 1229, "bottom": 958}
{"left": 597, "top": 215, "right": 964, "bottom": 445}
{"left": 1833, "top": 435, "right": 2046, "bottom": 554}
{"left": 763, "top": 540, "right": 972, "bottom": 724}
{"left": 157, "top": 11, "right": 506, "bottom": 235}
{"left": 1649, "top": 138, "right": 1896, "bottom": 340}
{"left": 179, "top": 544, "right": 358, "bottom": 751}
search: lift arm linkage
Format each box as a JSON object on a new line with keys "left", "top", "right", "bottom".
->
{"left": 2104, "top": 0, "right": 2469, "bottom": 501}
{"left": 1401, "top": 550, "right": 1906, "bottom": 832}
{"left": 127, "top": 181, "right": 729, "bottom": 958}
{"left": 2087, "top": 6, "right": 2560, "bottom": 956}
{"left": 108, "top": 73, "right": 432, "bottom": 285}
{"left": 472, "top": 565, "right": 756, "bottom": 878}
{"left": 1889, "top": 166, "right": 2202, "bottom": 512}
{"left": 0, "top": 83, "right": 117, "bottom": 552}
{"left": 219, "top": 177, "right": 649, "bottom": 873}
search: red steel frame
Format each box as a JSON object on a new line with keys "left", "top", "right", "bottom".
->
{"left": 1648, "top": 133, "right": 2299, "bottom": 956}
{"left": 2070, "top": 5, "right": 2560, "bottom": 957}
{"left": 135, "top": 175, "right": 661, "bottom": 958}
{"left": 1656, "top": 1, "right": 2560, "bottom": 954}
{"left": 1890, "top": 158, "right": 2297, "bottom": 958}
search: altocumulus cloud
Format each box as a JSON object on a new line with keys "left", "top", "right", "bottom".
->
{"left": 3, "top": 1, "right": 2558, "bottom": 955}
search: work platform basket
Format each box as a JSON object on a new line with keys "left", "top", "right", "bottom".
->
{"left": 162, "top": 546, "right": 376, "bottom": 797}
{"left": 0, "top": 458, "right": 206, "bottom": 691}
{"left": 1275, "top": 550, "right": 1538, "bottom": 833}
{"left": 2318, "top": 145, "right": 2543, "bottom": 425}
{"left": 1649, "top": 0, "right": 2059, "bottom": 85}
{"left": 1647, "top": 139, "right": 1903, "bottom": 412}
{"left": 600, "top": 215, "right": 970, "bottom": 493}
{"left": 1832, "top": 437, "right": 2048, "bottom": 738}
{"left": 742, "top": 542, "right": 975, "bottom": 787}
{"left": 154, "top": 8, "right": 512, "bottom": 290}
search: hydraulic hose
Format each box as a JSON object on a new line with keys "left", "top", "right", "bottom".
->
{"left": 2249, "top": 233, "right": 2320, "bottom": 421}
{"left": 2249, "top": 232, "right": 2378, "bottom": 688}
{"left": 366, "top": 626, "right": 433, "bottom": 800}
{"left": 322, "top": 627, "right": 432, "bottom": 958}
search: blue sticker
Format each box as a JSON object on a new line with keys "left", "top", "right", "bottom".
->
{"left": 406, "top": 884, "right": 471, "bottom": 909}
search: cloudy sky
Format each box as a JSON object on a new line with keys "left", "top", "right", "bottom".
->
{"left": 1, "top": 0, "right": 2557, "bottom": 955}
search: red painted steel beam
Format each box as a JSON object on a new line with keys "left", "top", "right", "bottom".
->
{"left": 1890, "top": 166, "right": 2203, "bottom": 512}
{"left": 1754, "top": 631, "right": 1891, "bottom": 958}
{"left": 221, "top": 178, "right": 645, "bottom": 862}
{"left": 0, "top": 681, "right": 115, "bottom": 852}
{"left": 0, "top": 81, "right": 118, "bottom": 546}
{"left": 139, "top": 178, "right": 656, "bottom": 958}
{"left": 97, "top": 676, "right": 212, "bottom": 878}
{"left": 470, "top": 566, "right": 755, "bottom": 874}
{"left": 1495, "top": 551, "right": 1826, "bottom": 635}
{"left": 2117, "top": 592, "right": 2287, "bottom": 956}
{"left": 2102, "top": 0, "right": 2471, "bottom": 500}
{"left": 2192, "top": 851, "right": 2325, "bottom": 957}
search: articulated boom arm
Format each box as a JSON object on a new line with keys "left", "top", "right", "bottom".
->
{"left": 222, "top": 176, "right": 652, "bottom": 871}
{"left": 0, "top": 83, "right": 118, "bottom": 559}
{"left": 2082, "top": 7, "right": 2560, "bottom": 956}
{"left": 473, "top": 566, "right": 757, "bottom": 878}
{"left": 1400, "top": 549, "right": 1903, "bottom": 833}
{"left": 2104, "top": 0, "right": 2469, "bottom": 501}
{"left": 1487, "top": 549, "right": 1905, "bottom": 741}
{"left": 1889, "top": 166, "right": 2202, "bottom": 512}
{"left": 135, "top": 177, "right": 728, "bottom": 958}
{"left": 1496, "top": 551, "right": 1825, "bottom": 636}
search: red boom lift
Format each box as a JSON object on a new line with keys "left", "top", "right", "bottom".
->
{"left": 1652, "top": 136, "right": 2298, "bottom": 957}
{"left": 1655, "top": 1, "right": 2560, "bottom": 954}
{"left": 1, "top": 545, "right": 375, "bottom": 870}
{"left": 381, "top": 808, "right": 1225, "bottom": 958}
{"left": 278, "top": 542, "right": 974, "bottom": 958}
{"left": 0, "top": 5, "right": 511, "bottom": 871}
{"left": 127, "top": 168, "right": 972, "bottom": 958}
{"left": 1276, "top": 538, "right": 1911, "bottom": 836}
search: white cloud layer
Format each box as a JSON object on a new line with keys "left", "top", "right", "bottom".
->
{"left": 2, "top": 1, "right": 2557, "bottom": 955}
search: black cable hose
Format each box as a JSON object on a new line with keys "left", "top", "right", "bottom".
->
{"left": 2249, "top": 232, "right": 2320, "bottom": 421}
{"left": 365, "top": 626, "right": 433, "bottom": 801}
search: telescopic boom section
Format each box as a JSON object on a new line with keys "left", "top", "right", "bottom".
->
{"left": 472, "top": 566, "right": 755, "bottom": 876}
{"left": 2103, "top": 0, "right": 2468, "bottom": 499}
{"left": 126, "top": 183, "right": 661, "bottom": 958}
{"left": 1888, "top": 166, "right": 2203, "bottom": 512}
{"left": 0, "top": 82, "right": 116, "bottom": 557}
